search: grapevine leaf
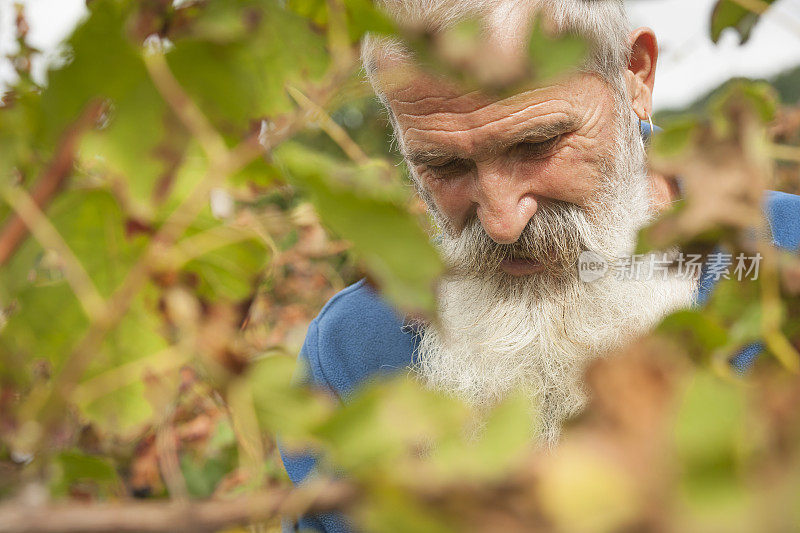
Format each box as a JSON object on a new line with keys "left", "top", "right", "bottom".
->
{"left": 167, "top": 0, "right": 328, "bottom": 136}
{"left": 710, "top": 0, "right": 777, "bottom": 44}
{"left": 276, "top": 143, "right": 443, "bottom": 314}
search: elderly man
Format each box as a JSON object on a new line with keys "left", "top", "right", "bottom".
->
{"left": 281, "top": 0, "right": 800, "bottom": 531}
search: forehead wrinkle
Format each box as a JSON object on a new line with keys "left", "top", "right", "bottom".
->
{"left": 390, "top": 87, "right": 483, "bottom": 106}
{"left": 395, "top": 99, "right": 570, "bottom": 131}
{"left": 396, "top": 98, "right": 498, "bottom": 120}
{"left": 404, "top": 117, "right": 578, "bottom": 166}
{"left": 390, "top": 85, "right": 554, "bottom": 117}
{"left": 402, "top": 110, "right": 574, "bottom": 163}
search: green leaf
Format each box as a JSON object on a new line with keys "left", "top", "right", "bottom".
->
{"left": 167, "top": 0, "right": 328, "bottom": 136}
{"left": 702, "top": 276, "right": 767, "bottom": 363}
{"left": 26, "top": 0, "right": 190, "bottom": 214}
{"left": 51, "top": 451, "right": 120, "bottom": 497}
{"left": 527, "top": 19, "right": 588, "bottom": 84}
{"left": 651, "top": 115, "right": 701, "bottom": 159}
{"left": 538, "top": 443, "right": 637, "bottom": 533}
{"left": 361, "top": 486, "right": 453, "bottom": 533}
{"left": 0, "top": 91, "right": 41, "bottom": 190}
{"left": 179, "top": 422, "right": 238, "bottom": 498}
{"left": 287, "top": 0, "right": 328, "bottom": 26}
{"left": 287, "top": 0, "right": 396, "bottom": 41}
{"left": 39, "top": 0, "right": 144, "bottom": 147}
{"left": 657, "top": 309, "right": 728, "bottom": 362}
{"left": 249, "top": 355, "right": 333, "bottom": 439}
{"left": 0, "top": 188, "right": 169, "bottom": 434}
{"left": 80, "top": 381, "right": 155, "bottom": 437}
{"left": 312, "top": 385, "right": 399, "bottom": 473}
{"left": 343, "top": 0, "right": 396, "bottom": 40}
{"left": 710, "top": 0, "right": 777, "bottom": 44}
{"left": 0, "top": 189, "right": 143, "bottom": 369}
{"left": 181, "top": 215, "right": 271, "bottom": 302}
{"left": 709, "top": 80, "right": 778, "bottom": 127}
{"left": 674, "top": 371, "right": 747, "bottom": 506}
{"left": 432, "top": 389, "right": 532, "bottom": 481}
{"left": 277, "top": 143, "right": 444, "bottom": 314}
{"left": 78, "top": 293, "right": 170, "bottom": 435}
{"left": 313, "top": 377, "right": 467, "bottom": 476}
{"left": 473, "top": 390, "right": 532, "bottom": 470}
{"left": 79, "top": 84, "right": 189, "bottom": 212}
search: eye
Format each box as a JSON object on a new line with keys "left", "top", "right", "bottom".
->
{"left": 513, "top": 134, "right": 562, "bottom": 158}
{"left": 425, "top": 158, "right": 473, "bottom": 179}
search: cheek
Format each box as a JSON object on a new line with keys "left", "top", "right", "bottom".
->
{"left": 417, "top": 170, "right": 475, "bottom": 229}
{"left": 526, "top": 138, "right": 611, "bottom": 205}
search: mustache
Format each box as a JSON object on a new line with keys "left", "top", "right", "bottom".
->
{"left": 441, "top": 200, "right": 591, "bottom": 275}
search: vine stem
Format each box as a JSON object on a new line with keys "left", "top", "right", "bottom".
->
{"left": 0, "top": 480, "right": 356, "bottom": 533}
{"left": 0, "top": 100, "right": 103, "bottom": 266}
{"left": 0, "top": 185, "right": 105, "bottom": 320}
{"left": 287, "top": 85, "right": 370, "bottom": 165}
{"left": 769, "top": 143, "right": 800, "bottom": 163}
{"left": 142, "top": 51, "right": 228, "bottom": 163}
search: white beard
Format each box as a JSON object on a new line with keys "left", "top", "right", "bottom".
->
{"left": 413, "top": 110, "right": 697, "bottom": 444}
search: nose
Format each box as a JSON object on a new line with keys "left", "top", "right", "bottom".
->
{"left": 472, "top": 163, "right": 539, "bottom": 244}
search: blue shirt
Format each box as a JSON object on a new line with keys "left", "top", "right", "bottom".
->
{"left": 281, "top": 189, "right": 800, "bottom": 532}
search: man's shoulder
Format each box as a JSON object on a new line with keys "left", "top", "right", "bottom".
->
{"left": 301, "top": 279, "right": 415, "bottom": 398}
{"left": 764, "top": 190, "right": 800, "bottom": 251}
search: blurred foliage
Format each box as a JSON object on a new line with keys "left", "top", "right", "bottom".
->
{"left": 0, "top": 1, "right": 799, "bottom": 532}
{"left": 710, "top": 0, "right": 777, "bottom": 44}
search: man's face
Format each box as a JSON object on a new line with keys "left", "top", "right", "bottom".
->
{"left": 377, "top": 59, "right": 696, "bottom": 443}
{"left": 385, "top": 66, "right": 622, "bottom": 276}
{"left": 369, "top": 24, "right": 694, "bottom": 443}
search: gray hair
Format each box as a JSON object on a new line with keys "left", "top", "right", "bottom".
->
{"left": 362, "top": 0, "right": 632, "bottom": 101}
{"left": 361, "top": 0, "right": 636, "bottom": 201}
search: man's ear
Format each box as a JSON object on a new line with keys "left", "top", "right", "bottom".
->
{"left": 626, "top": 27, "right": 658, "bottom": 120}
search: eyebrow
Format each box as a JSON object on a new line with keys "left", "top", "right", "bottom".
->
{"left": 404, "top": 117, "right": 579, "bottom": 166}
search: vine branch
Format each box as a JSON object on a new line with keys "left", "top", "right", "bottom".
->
{"left": 0, "top": 481, "right": 356, "bottom": 533}
{"left": 0, "top": 100, "right": 103, "bottom": 266}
